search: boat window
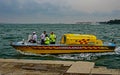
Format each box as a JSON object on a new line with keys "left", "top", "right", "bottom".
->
{"left": 64, "top": 35, "right": 66, "bottom": 44}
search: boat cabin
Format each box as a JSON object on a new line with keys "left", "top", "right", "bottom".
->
{"left": 60, "top": 34, "right": 103, "bottom": 46}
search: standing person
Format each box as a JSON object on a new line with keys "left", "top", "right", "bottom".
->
{"left": 40, "top": 31, "right": 46, "bottom": 44}
{"left": 28, "top": 32, "right": 37, "bottom": 43}
{"left": 44, "top": 34, "right": 50, "bottom": 45}
{"left": 49, "top": 32, "right": 56, "bottom": 44}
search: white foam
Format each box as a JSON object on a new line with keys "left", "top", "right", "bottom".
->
{"left": 115, "top": 47, "right": 120, "bottom": 54}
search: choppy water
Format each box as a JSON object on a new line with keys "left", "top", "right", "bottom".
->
{"left": 0, "top": 23, "right": 120, "bottom": 69}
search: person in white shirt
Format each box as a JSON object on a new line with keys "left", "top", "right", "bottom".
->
{"left": 40, "top": 31, "right": 46, "bottom": 44}
{"left": 28, "top": 32, "right": 37, "bottom": 43}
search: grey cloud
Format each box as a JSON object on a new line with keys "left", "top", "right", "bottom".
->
{"left": 0, "top": 0, "right": 120, "bottom": 23}
{"left": 0, "top": 0, "right": 69, "bottom": 17}
{"left": 65, "top": 0, "right": 120, "bottom": 13}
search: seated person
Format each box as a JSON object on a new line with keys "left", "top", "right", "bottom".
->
{"left": 28, "top": 32, "right": 37, "bottom": 43}
{"left": 44, "top": 34, "right": 50, "bottom": 45}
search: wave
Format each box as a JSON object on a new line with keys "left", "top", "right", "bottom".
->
{"left": 115, "top": 47, "right": 120, "bottom": 54}
{"left": 55, "top": 47, "right": 120, "bottom": 60}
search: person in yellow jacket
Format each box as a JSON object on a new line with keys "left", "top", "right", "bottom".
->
{"left": 44, "top": 34, "right": 50, "bottom": 45}
{"left": 49, "top": 32, "right": 56, "bottom": 44}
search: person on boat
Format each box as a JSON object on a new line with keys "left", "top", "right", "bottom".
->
{"left": 109, "top": 39, "right": 116, "bottom": 46}
{"left": 44, "top": 34, "right": 50, "bottom": 45}
{"left": 49, "top": 32, "right": 56, "bottom": 44}
{"left": 40, "top": 31, "right": 47, "bottom": 44}
{"left": 28, "top": 32, "right": 37, "bottom": 43}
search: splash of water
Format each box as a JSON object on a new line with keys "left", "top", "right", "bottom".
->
{"left": 56, "top": 47, "right": 120, "bottom": 60}
{"left": 56, "top": 53, "right": 97, "bottom": 60}
{"left": 114, "top": 47, "right": 120, "bottom": 54}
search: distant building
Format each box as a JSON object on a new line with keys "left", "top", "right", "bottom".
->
{"left": 76, "top": 22, "right": 92, "bottom": 25}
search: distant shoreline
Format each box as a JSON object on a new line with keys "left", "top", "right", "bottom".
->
{"left": 0, "top": 19, "right": 120, "bottom": 24}
{"left": 99, "top": 19, "right": 120, "bottom": 24}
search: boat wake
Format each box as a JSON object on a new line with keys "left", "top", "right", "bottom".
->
{"left": 56, "top": 53, "right": 114, "bottom": 60}
{"left": 115, "top": 47, "right": 120, "bottom": 54}
{"left": 56, "top": 47, "right": 120, "bottom": 60}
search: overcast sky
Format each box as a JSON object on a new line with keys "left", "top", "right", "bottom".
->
{"left": 0, "top": 0, "right": 120, "bottom": 23}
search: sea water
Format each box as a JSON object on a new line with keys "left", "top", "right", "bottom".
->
{"left": 0, "top": 23, "right": 120, "bottom": 69}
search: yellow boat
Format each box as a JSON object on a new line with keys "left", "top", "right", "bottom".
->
{"left": 11, "top": 34, "right": 116, "bottom": 54}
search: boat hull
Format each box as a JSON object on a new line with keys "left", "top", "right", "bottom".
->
{"left": 11, "top": 45, "right": 115, "bottom": 54}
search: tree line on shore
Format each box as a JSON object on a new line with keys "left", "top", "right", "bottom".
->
{"left": 99, "top": 19, "right": 120, "bottom": 24}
